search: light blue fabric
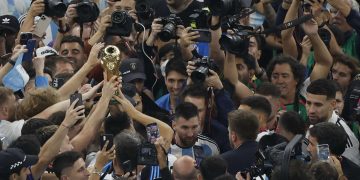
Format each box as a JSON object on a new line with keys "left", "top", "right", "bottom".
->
{"left": 3, "top": 53, "right": 29, "bottom": 92}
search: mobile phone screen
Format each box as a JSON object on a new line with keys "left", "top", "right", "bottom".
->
{"left": 317, "top": 144, "right": 330, "bottom": 161}
{"left": 20, "top": 32, "right": 33, "bottom": 45}
{"left": 22, "top": 39, "right": 36, "bottom": 62}
{"left": 146, "top": 123, "right": 160, "bottom": 144}
{"left": 189, "top": 29, "right": 211, "bottom": 43}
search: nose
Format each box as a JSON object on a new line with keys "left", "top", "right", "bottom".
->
{"left": 308, "top": 104, "right": 316, "bottom": 114}
{"left": 332, "top": 73, "right": 339, "bottom": 81}
{"left": 186, "top": 130, "right": 194, "bottom": 137}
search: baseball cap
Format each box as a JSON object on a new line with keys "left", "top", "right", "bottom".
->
{"left": 120, "top": 58, "right": 146, "bottom": 83}
{"left": 0, "top": 15, "right": 20, "bottom": 33}
{"left": 0, "top": 148, "right": 38, "bottom": 176}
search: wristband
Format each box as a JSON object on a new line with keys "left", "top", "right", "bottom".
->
{"left": 58, "top": 22, "right": 70, "bottom": 34}
{"left": 61, "top": 124, "right": 71, "bottom": 129}
{"left": 208, "top": 17, "right": 221, "bottom": 31}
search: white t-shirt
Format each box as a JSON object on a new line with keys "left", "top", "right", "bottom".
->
{"left": 0, "top": 119, "right": 25, "bottom": 149}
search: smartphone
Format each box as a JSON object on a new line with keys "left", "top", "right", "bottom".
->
{"left": 22, "top": 39, "right": 36, "bottom": 62}
{"left": 189, "top": 29, "right": 211, "bottom": 43}
{"left": 20, "top": 32, "right": 33, "bottom": 45}
{"left": 33, "top": 15, "right": 51, "bottom": 38}
{"left": 146, "top": 123, "right": 160, "bottom": 144}
{"left": 100, "top": 134, "right": 114, "bottom": 151}
{"left": 317, "top": 144, "right": 330, "bottom": 161}
{"left": 69, "top": 92, "right": 83, "bottom": 108}
{"left": 193, "top": 145, "right": 205, "bottom": 167}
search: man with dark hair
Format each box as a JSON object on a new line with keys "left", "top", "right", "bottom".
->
{"left": 156, "top": 59, "right": 188, "bottom": 114}
{"left": 44, "top": 55, "right": 75, "bottom": 77}
{"left": 308, "top": 122, "right": 360, "bottom": 179}
{"left": 0, "top": 148, "right": 38, "bottom": 180}
{"left": 239, "top": 96, "right": 272, "bottom": 141}
{"left": 182, "top": 84, "right": 232, "bottom": 153}
{"left": 53, "top": 151, "right": 90, "bottom": 180}
{"left": 8, "top": 135, "right": 41, "bottom": 156}
{"left": 255, "top": 82, "right": 282, "bottom": 130}
{"left": 171, "top": 102, "right": 219, "bottom": 165}
{"left": 198, "top": 155, "right": 227, "bottom": 180}
{"left": 221, "top": 110, "right": 259, "bottom": 175}
{"left": 100, "top": 130, "right": 143, "bottom": 179}
{"left": 306, "top": 79, "right": 360, "bottom": 166}
{"left": 266, "top": 55, "right": 308, "bottom": 121}
{"left": 59, "top": 35, "right": 87, "bottom": 69}
{"left": 21, "top": 118, "right": 54, "bottom": 135}
{"left": 277, "top": 111, "right": 306, "bottom": 141}
{"left": 332, "top": 54, "right": 360, "bottom": 94}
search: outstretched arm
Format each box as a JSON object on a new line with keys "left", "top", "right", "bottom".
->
{"left": 281, "top": 0, "right": 301, "bottom": 58}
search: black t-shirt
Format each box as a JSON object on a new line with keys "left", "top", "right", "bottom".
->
{"left": 152, "top": 0, "right": 203, "bottom": 27}
{"left": 341, "top": 156, "right": 360, "bottom": 180}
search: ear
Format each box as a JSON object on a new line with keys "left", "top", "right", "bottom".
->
{"left": 172, "top": 121, "right": 176, "bottom": 130}
{"left": 230, "top": 131, "right": 237, "bottom": 142}
{"left": 249, "top": 69, "right": 255, "bottom": 78}
{"left": 9, "top": 173, "right": 17, "bottom": 180}
{"left": 197, "top": 173, "right": 203, "bottom": 180}
{"left": 257, "top": 50, "right": 262, "bottom": 60}
{"left": 330, "top": 99, "right": 336, "bottom": 109}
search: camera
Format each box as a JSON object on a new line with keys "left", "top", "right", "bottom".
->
{"left": 190, "top": 57, "right": 217, "bottom": 84}
{"left": 74, "top": 0, "right": 100, "bottom": 24}
{"left": 137, "top": 143, "right": 158, "bottom": 165}
{"left": 135, "top": 0, "right": 154, "bottom": 29}
{"left": 106, "top": 10, "right": 134, "bottom": 37}
{"left": 219, "top": 24, "right": 254, "bottom": 55}
{"left": 204, "top": 0, "right": 254, "bottom": 16}
{"left": 43, "top": 0, "right": 67, "bottom": 18}
{"left": 157, "top": 14, "right": 183, "bottom": 42}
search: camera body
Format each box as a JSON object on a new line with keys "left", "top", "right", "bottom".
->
{"left": 43, "top": 0, "right": 67, "bottom": 18}
{"left": 74, "top": 0, "right": 100, "bottom": 24}
{"left": 135, "top": 0, "right": 154, "bottom": 29}
{"left": 204, "top": 0, "right": 254, "bottom": 16}
{"left": 106, "top": 10, "right": 134, "bottom": 37}
{"left": 191, "top": 57, "right": 217, "bottom": 84}
{"left": 219, "top": 24, "right": 253, "bottom": 55}
{"left": 158, "top": 14, "right": 183, "bottom": 42}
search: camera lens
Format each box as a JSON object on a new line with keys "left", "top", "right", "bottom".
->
{"left": 159, "top": 22, "right": 176, "bottom": 42}
{"left": 191, "top": 66, "right": 208, "bottom": 83}
{"left": 112, "top": 11, "right": 126, "bottom": 24}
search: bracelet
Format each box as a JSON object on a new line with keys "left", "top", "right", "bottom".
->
{"left": 8, "top": 60, "right": 16, "bottom": 66}
{"left": 91, "top": 168, "right": 102, "bottom": 176}
{"left": 208, "top": 17, "right": 221, "bottom": 30}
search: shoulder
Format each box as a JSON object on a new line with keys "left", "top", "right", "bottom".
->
{"left": 155, "top": 94, "right": 170, "bottom": 104}
{"left": 197, "top": 134, "right": 220, "bottom": 154}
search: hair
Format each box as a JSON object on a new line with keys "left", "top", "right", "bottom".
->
{"left": 235, "top": 53, "right": 256, "bottom": 70}
{"left": 174, "top": 102, "right": 199, "bottom": 121}
{"left": 165, "top": 58, "right": 187, "bottom": 77}
{"left": 157, "top": 42, "right": 182, "bottom": 64}
{"left": 0, "top": 87, "right": 14, "bottom": 106}
{"left": 333, "top": 53, "right": 360, "bottom": 79}
{"left": 279, "top": 111, "right": 306, "bottom": 135}
{"left": 309, "top": 122, "right": 347, "bottom": 156}
{"left": 53, "top": 151, "right": 83, "bottom": 178}
{"left": 181, "top": 84, "right": 207, "bottom": 100}
{"left": 21, "top": 118, "right": 54, "bottom": 135}
{"left": 309, "top": 161, "right": 338, "bottom": 180}
{"left": 114, "top": 130, "right": 143, "bottom": 171}
{"left": 266, "top": 55, "right": 306, "bottom": 91}
{"left": 228, "top": 110, "right": 259, "bottom": 141}
{"left": 240, "top": 96, "right": 272, "bottom": 118}
{"left": 35, "top": 125, "right": 58, "bottom": 146}
{"left": 60, "top": 35, "right": 84, "bottom": 48}
{"left": 214, "top": 174, "right": 236, "bottom": 180}
{"left": 54, "top": 72, "right": 74, "bottom": 83}
{"left": 104, "top": 112, "right": 131, "bottom": 136}
{"left": 200, "top": 156, "right": 228, "bottom": 180}
{"left": 17, "top": 88, "right": 60, "bottom": 120}
{"left": 306, "top": 79, "right": 336, "bottom": 99}
{"left": 255, "top": 82, "right": 281, "bottom": 98}
{"left": 332, "top": 81, "right": 343, "bottom": 93}
{"left": 271, "top": 160, "right": 315, "bottom": 180}
{"left": 8, "top": 135, "right": 41, "bottom": 155}
{"left": 48, "top": 111, "right": 66, "bottom": 125}
{"left": 45, "top": 55, "right": 75, "bottom": 74}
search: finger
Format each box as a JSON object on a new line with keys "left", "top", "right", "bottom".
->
{"left": 102, "top": 140, "right": 109, "bottom": 151}
{"left": 74, "top": 104, "right": 85, "bottom": 112}
{"left": 69, "top": 99, "right": 79, "bottom": 109}
{"left": 208, "top": 69, "right": 216, "bottom": 75}
{"left": 108, "top": 144, "right": 116, "bottom": 153}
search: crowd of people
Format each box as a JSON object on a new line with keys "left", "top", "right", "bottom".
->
{"left": 0, "top": 0, "right": 360, "bottom": 179}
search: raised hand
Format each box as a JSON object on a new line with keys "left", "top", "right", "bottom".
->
{"left": 10, "top": 45, "right": 28, "bottom": 61}
{"left": 206, "top": 69, "right": 223, "bottom": 90}
{"left": 62, "top": 99, "right": 85, "bottom": 128}
{"left": 302, "top": 18, "right": 319, "bottom": 36}
{"left": 102, "top": 72, "right": 121, "bottom": 100}
{"left": 28, "top": 0, "right": 45, "bottom": 18}
{"left": 86, "top": 42, "right": 105, "bottom": 67}
{"left": 95, "top": 140, "right": 116, "bottom": 167}
{"left": 32, "top": 56, "right": 45, "bottom": 75}
{"left": 98, "top": 15, "right": 112, "bottom": 33}
{"left": 179, "top": 27, "right": 200, "bottom": 48}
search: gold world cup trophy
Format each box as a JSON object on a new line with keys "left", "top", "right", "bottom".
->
{"left": 100, "top": 45, "right": 121, "bottom": 99}
{"left": 101, "top": 45, "right": 121, "bottom": 79}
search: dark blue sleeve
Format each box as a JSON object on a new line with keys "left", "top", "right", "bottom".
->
{"left": 214, "top": 88, "right": 235, "bottom": 127}
{"left": 275, "top": 5, "right": 288, "bottom": 26}
{"left": 346, "top": 9, "right": 360, "bottom": 36}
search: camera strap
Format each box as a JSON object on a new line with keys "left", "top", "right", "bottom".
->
{"left": 257, "top": 14, "right": 314, "bottom": 35}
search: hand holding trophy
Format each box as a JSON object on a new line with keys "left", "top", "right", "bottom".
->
{"left": 101, "top": 45, "right": 121, "bottom": 80}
